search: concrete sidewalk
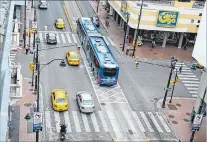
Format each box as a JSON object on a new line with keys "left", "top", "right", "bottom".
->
{"left": 89, "top": 1, "right": 194, "bottom": 62}
{"left": 157, "top": 98, "right": 206, "bottom": 142}
{"left": 10, "top": 78, "right": 36, "bottom": 142}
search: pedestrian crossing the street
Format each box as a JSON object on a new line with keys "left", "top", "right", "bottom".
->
{"left": 44, "top": 110, "right": 173, "bottom": 141}
{"left": 167, "top": 62, "right": 200, "bottom": 98}
{"left": 37, "top": 31, "right": 115, "bottom": 46}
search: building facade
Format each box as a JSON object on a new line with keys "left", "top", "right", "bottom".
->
{"left": 108, "top": 0, "right": 205, "bottom": 48}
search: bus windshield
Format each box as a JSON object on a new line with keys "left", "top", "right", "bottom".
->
{"left": 103, "top": 67, "right": 117, "bottom": 77}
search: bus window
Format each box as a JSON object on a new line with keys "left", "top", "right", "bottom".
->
{"left": 94, "top": 57, "right": 100, "bottom": 68}
{"left": 103, "top": 68, "right": 117, "bottom": 77}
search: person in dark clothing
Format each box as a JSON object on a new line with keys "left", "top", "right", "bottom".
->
{"left": 60, "top": 124, "right": 67, "bottom": 133}
{"left": 26, "top": 47, "right": 29, "bottom": 55}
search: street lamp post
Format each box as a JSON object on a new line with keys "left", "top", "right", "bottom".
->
{"left": 169, "top": 69, "right": 178, "bottom": 103}
{"left": 34, "top": 37, "right": 40, "bottom": 90}
{"left": 162, "top": 56, "right": 178, "bottom": 108}
{"left": 24, "top": 0, "right": 27, "bottom": 49}
{"left": 132, "top": 0, "right": 143, "bottom": 57}
{"left": 122, "top": 12, "right": 130, "bottom": 51}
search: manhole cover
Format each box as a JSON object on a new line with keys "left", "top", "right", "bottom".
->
{"left": 183, "top": 118, "right": 190, "bottom": 122}
{"left": 128, "top": 129, "right": 133, "bottom": 135}
{"left": 167, "top": 104, "right": 177, "bottom": 110}
{"left": 29, "top": 89, "right": 33, "bottom": 91}
{"left": 24, "top": 103, "right": 32, "bottom": 107}
{"left": 186, "top": 112, "right": 191, "bottom": 116}
{"left": 172, "top": 120, "right": 178, "bottom": 124}
{"left": 149, "top": 49, "right": 153, "bottom": 51}
{"left": 176, "top": 103, "right": 181, "bottom": 107}
{"left": 32, "top": 92, "right": 37, "bottom": 95}
{"left": 153, "top": 53, "right": 157, "bottom": 55}
{"left": 168, "top": 115, "right": 174, "bottom": 118}
{"left": 101, "top": 103, "right": 105, "bottom": 106}
{"left": 28, "top": 81, "right": 32, "bottom": 84}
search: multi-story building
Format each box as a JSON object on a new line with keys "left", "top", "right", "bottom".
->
{"left": 108, "top": 0, "right": 205, "bottom": 49}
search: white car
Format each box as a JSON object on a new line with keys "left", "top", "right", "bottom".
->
{"left": 76, "top": 91, "right": 95, "bottom": 113}
{"left": 39, "top": 1, "right": 48, "bottom": 9}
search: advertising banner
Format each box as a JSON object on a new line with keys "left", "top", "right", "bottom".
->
{"left": 156, "top": 10, "right": 179, "bottom": 28}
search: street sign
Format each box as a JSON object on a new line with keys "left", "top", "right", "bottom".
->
{"left": 192, "top": 114, "right": 203, "bottom": 131}
{"left": 33, "top": 112, "right": 42, "bottom": 132}
{"left": 32, "top": 21, "right": 37, "bottom": 29}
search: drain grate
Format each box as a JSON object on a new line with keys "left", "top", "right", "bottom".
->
{"left": 128, "top": 129, "right": 133, "bottom": 135}
{"left": 176, "top": 103, "right": 181, "bottom": 107}
{"left": 29, "top": 89, "right": 33, "bottom": 91}
{"left": 168, "top": 115, "right": 175, "bottom": 118}
{"left": 168, "top": 104, "right": 177, "bottom": 110}
{"left": 172, "top": 120, "right": 178, "bottom": 124}
{"left": 24, "top": 103, "right": 32, "bottom": 107}
{"left": 186, "top": 112, "right": 191, "bottom": 116}
{"left": 28, "top": 81, "right": 32, "bottom": 84}
{"left": 183, "top": 118, "right": 190, "bottom": 122}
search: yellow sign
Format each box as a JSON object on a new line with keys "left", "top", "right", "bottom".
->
{"left": 156, "top": 10, "right": 179, "bottom": 28}
{"left": 121, "top": 1, "right": 128, "bottom": 14}
{"left": 29, "top": 62, "right": 35, "bottom": 71}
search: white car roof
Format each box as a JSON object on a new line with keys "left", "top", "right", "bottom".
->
{"left": 79, "top": 92, "right": 92, "bottom": 100}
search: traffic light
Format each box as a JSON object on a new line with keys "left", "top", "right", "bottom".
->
{"left": 135, "top": 61, "right": 139, "bottom": 69}
{"left": 29, "top": 62, "right": 35, "bottom": 71}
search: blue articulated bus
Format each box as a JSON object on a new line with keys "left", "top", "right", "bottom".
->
{"left": 76, "top": 17, "right": 119, "bottom": 86}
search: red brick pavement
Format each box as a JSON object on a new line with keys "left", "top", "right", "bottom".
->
{"left": 89, "top": 1, "right": 194, "bottom": 62}
{"left": 15, "top": 78, "right": 36, "bottom": 141}
{"left": 157, "top": 98, "right": 206, "bottom": 142}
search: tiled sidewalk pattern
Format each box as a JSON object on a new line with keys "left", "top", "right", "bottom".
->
{"left": 13, "top": 78, "right": 36, "bottom": 141}
{"left": 89, "top": 1, "right": 194, "bottom": 62}
{"left": 158, "top": 98, "right": 206, "bottom": 142}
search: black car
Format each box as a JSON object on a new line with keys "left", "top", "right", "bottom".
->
{"left": 91, "top": 16, "right": 100, "bottom": 28}
{"left": 46, "top": 33, "right": 57, "bottom": 44}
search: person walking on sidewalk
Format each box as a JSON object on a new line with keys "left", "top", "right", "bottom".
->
{"left": 25, "top": 46, "right": 30, "bottom": 55}
{"left": 105, "top": 19, "right": 109, "bottom": 29}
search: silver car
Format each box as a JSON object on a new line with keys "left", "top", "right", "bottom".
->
{"left": 39, "top": 1, "right": 48, "bottom": 9}
{"left": 76, "top": 91, "right": 95, "bottom": 113}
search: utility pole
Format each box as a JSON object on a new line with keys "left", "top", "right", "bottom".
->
{"left": 162, "top": 56, "right": 177, "bottom": 108}
{"left": 190, "top": 87, "right": 206, "bottom": 142}
{"left": 122, "top": 12, "right": 130, "bottom": 51}
{"left": 34, "top": 43, "right": 39, "bottom": 91}
{"left": 31, "top": 51, "right": 35, "bottom": 87}
{"left": 96, "top": 0, "right": 100, "bottom": 13}
{"left": 24, "top": 0, "right": 27, "bottom": 49}
{"left": 132, "top": 0, "right": 143, "bottom": 57}
{"left": 36, "top": 60, "right": 40, "bottom": 142}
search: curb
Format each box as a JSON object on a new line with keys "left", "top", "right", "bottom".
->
{"left": 62, "top": 2, "right": 73, "bottom": 32}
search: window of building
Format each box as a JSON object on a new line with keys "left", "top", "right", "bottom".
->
{"left": 196, "top": 25, "right": 199, "bottom": 28}
{"left": 191, "top": 19, "right": 194, "bottom": 23}
{"left": 178, "top": 0, "right": 191, "bottom": 2}
{"left": 198, "top": 20, "right": 200, "bottom": 23}
{"left": 199, "top": 13, "right": 202, "bottom": 16}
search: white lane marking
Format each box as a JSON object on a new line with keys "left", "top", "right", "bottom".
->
{"left": 132, "top": 111, "right": 145, "bottom": 132}
{"left": 56, "top": 34, "right": 60, "bottom": 43}
{"left": 39, "top": 33, "right": 43, "bottom": 42}
{"left": 72, "top": 111, "right": 81, "bottom": 132}
{"left": 179, "top": 77, "right": 199, "bottom": 81}
{"left": 98, "top": 111, "right": 109, "bottom": 132}
{"left": 192, "top": 94, "right": 198, "bottom": 98}
{"left": 45, "top": 111, "right": 52, "bottom": 133}
{"left": 179, "top": 72, "right": 194, "bottom": 75}
{"left": 176, "top": 69, "right": 191, "bottom": 72}
{"left": 189, "top": 91, "right": 198, "bottom": 94}
{"left": 103, "top": 36, "right": 110, "bottom": 45}
{"left": 12, "top": 35, "right": 17, "bottom": 42}
{"left": 54, "top": 111, "right": 61, "bottom": 133}
{"left": 38, "top": 31, "right": 71, "bottom": 33}
{"left": 107, "top": 36, "right": 115, "bottom": 46}
{"left": 63, "top": 111, "right": 72, "bottom": 132}
{"left": 140, "top": 111, "right": 154, "bottom": 132}
{"left": 182, "top": 80, "right": 200, "bottom": 84}
{"left": 184, "top": 84, "right": 199, "bottom": 87}
{"left": 81, "top": 113, "right": 91, "bottom": 132}
{"left": 66, "top": 33, "right": 72, "bottom": 43}
{"left": 61, "top": 33, "right": 66, "bottom": 44}
{"left": 156, "top": 112, "right": 171, "bottom": 132}
{"left": 72, "top": 34, "right": 77, "bottom": 43}
{"left": 148, "top": 112, "right": 163, "bottom": 132}
{"left": 10, "top": 56, "right": 16, "bottom": 59}
{"left": 187, "top": 87, "right": 199, "bottom": 91}
{"left": 90, "top": 113, "right": 100, "bottom": 132}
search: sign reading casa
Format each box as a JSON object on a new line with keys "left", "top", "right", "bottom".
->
{"left": 156, "top": 10, "right": 179, "bottom": 28}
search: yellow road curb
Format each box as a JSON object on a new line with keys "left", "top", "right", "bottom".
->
{"left": 62, "top": 2, "right": 74, "bottom": 32}
{"left": 75, "top": 0, "right": 83, "bottom": 16}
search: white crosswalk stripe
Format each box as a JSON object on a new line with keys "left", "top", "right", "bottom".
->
{"left": 81, "top": 113, "right": 91, "bottom": 132}
{"left": 72, "top": 34, "right": 77, "bottom": 43}
{"left": 63, "top": 111, "right": 72, "bottom": 132}
{"left": 61, "top": 33, "right": 66, "bottom": 43}
{"left": 56, "top": 34, "right": 60, "bottom": 43}
{"left": 39, "top": 33, "right": 43, "bottom": 42}
{"left": 44, "top": 110, "right": 173, "bottom": 140}
{"left": 66, "top": 33, "right": 72, "bottom": 43}
{"left": 167, "top": 62, "right": 200, "bottom": 97}
{"left": 72, "top": 111, "right": 81, "bottom": 132}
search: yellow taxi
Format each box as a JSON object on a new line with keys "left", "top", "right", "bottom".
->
{"left": 51, "top": 89, "right": 68, "bottom": 111}
{"left": 55, "top": 18, "right": 65, "bottom": 29}
{"left": 66, "top": 52, "right": 80, "bottom": 66}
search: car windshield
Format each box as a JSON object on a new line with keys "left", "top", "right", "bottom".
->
{"left": 83, "top": 100, "right": 93, "bottom": 105}
{"left": 71, "top": 55, "right": 79, "bottom": 59}
{"left": 56, "top": 98, "right": 66, "bottom": 103}
{"left": 49, "top": 35, "right": 56, "bottom": 40}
